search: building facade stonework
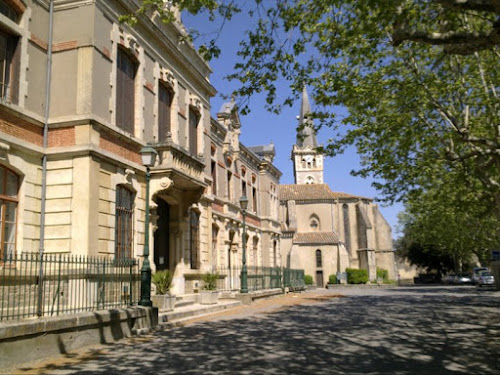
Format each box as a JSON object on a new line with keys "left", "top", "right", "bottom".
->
{"left": 1, "top": 0, "right": 394, "bottom": 297}
{"left": 279, "top": 88, "right": 396, "bottom": 286}
{"left": 0, "top": 0, "right": 281, "bottom": 296}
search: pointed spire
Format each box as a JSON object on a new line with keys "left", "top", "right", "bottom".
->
{"left": 297, "top": 86, "right": 318, "bottom": 148}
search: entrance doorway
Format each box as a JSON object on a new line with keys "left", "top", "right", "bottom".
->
{"left": 316, "top": 271, "right": 324, "bottom": 287}
{"left": 154, "top": 199, "right": 170, "bottom": 271}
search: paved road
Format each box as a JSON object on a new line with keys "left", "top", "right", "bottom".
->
{"left": 12, "top": 286, "right": 500, "bottom": 375}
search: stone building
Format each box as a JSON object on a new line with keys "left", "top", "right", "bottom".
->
{"left": 279, "top": 88, "right": 396, "bottom": 286}
{"left": 0, "top": 0, "right": 281, "bottom": 296}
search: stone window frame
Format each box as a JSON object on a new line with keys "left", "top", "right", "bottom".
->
{"left": 316, "top": 249, "right": 322, "bottom": 268}
{"left": 189, "top": 209, "right": 200, "bottom": 270}
{"left": 309, "top": 214, "right": 320, "bottom": 231}
{"left": 0, "top": 164, "right": 18, "bottom": 260}
{"left": 114, "top": 185, "right": 135, "bottom": 259}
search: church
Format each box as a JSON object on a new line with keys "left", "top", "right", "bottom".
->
{"left": 279, "top": 88, "right": 396, "bottom": 286}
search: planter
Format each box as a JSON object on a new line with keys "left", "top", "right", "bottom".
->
{"left": 152, "top": 294, "right": 176, "bottom": 311}
{"left": 200, "top": 290, "right": 219, "bottom": 305}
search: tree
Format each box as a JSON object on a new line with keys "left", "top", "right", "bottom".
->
{"left": 125, "top": 1, "right": 500, "bottom": 231}
{"left": 395, "top": 172, "right": 497, "bottom": 273}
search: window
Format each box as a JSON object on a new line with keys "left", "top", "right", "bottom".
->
{"left": 189, "top": 108, "right": 199, "bottom": 156}
{"left": 343, "top": 204, "right": 351, "bottom": 251}
{"left": 116, "top": 48, "right": 136, "bottom": 134}
{"left": 189, "top": 210, "right": 200, "bottom": 269}
{"left": 310, "top": 215, "right": 320, "bottom": 231}
{"left": 158, "top": 82, "right": 172, "bottom": 141}
{"left": 0, "top": 1, "right": 22, "bottom": 22}
{"left": 212, "top": 225, "right": 218, "bottom": 268}
{"left": 242, "top": 180, "right": 246, "bottom": 197}
{"left": 0, "top": 165, "right": 18, "bottom": 260}
{"left": 211, "top": 160, "right": 217, "bottom": 195}
{"left": 227, "top": 171, "right": 232, "bottom": 201}
{"left": 273, "top": 240, "right": 277, "bottom": 266}
{"left": 0, "top": 31, "right": 20, "bottom": 104}
{"left": 252, "top": 187, "right": 257, "bottom": 213}
{"left": 252, "top": 236, "right": 258, "bottom": 266}
{"left": 305, "top": 176, "right": 315, "bottom": 184}
{"left": 316, "top": 250, "right": 322, "bottom": 268}
{"left": 115, "top": 185, "right": 134, "bottom": 259}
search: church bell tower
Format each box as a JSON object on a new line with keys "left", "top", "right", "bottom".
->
{"left": 292, "top": 87, "right": 324, "bottom": 185}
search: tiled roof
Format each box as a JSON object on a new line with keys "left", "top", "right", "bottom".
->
{"left": 293, "top": 232, "right": 340, "bottom": 244}
{"left": 279, "top": 184, "right": 368, "bottom": 201}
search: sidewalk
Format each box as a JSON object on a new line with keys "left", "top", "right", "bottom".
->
{"left": 157, "top": 289, "right": 344, "bottom": 327}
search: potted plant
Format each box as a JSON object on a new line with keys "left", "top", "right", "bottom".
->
{"left": 151, "top": 270, "right": 176, "bottom": 311}
{"left": 200, "top": 272, "right": 219, "bottom": 305}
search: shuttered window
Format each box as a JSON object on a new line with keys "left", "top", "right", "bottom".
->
{"left": 116, "top": 49, "right": 136, "bottom": 134}
{"left": 158, "top": 83, "right": 172, "bottom": 141}
{"left": 189, "top": 108, "right": 199, "bottom": 156}
{"left": 115, "top": 186, "right": 134, "bottom": 259}
{"left": 0, "top": 166, "right": 18, "bottom": 260}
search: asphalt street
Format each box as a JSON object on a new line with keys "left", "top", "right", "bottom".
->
{"left": 11, "top": 286, "right": 500, "bottom": 375}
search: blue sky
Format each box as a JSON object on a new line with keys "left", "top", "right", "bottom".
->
{"left": 183, "top": 10, "right": 403, "bottom": 238}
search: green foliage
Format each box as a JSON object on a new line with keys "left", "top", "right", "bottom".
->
{"left": 304, "top": 274, "right": 313, "bottom": 285}
{"left": 152, "top": 270, "right": 173, "bottom": 295}
{"left": 376, "top": 268, "right": 389, "bottom": 281}
{"left": 201, "top": 272, "right": 219, "bottom": 290}
{"left": 346, "top": 268, "right": 368, "bottom": 284}
{"left": 123, "top": 1, "right": 500, "bottom": 260}
{"left": 396, "top": 172, "right": 497, "bottom": 274}
{"left": 328, "top": 274, "right": 337, "bottom": 284}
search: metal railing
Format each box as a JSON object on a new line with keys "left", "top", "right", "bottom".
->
{"left": 213, "top": 266, "right": 305, "bottom": 292}
{"left": 283, "top": 268, "right": 306, "bottom": 291}
{"left": 0, "top": 253, "right": 140, "bottom": 322}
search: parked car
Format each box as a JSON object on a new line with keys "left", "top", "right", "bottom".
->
{"left": 472, "top": 267, "right": 489, "bottom": 284}
{"left": 454, "top": 274, "right": 472, "bottom": 285}
{"left": 477, "top": 271, "right": 495, "bottom": 288}
{"left": 443, "top": 274, "right": 456, "bottom": 285}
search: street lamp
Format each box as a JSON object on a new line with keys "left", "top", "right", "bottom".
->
{"left": 139, "top": 145, "right": 157, "bottom": 306}
{"left": 239, "top": 195, "right": 249, "bottom": 293}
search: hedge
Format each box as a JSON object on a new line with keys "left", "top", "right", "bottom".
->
{"left": 304, "top": 274, "right": 313, "bottom": 285}
{"left": 346, "top": 268, "right": 368, "bottom": 284}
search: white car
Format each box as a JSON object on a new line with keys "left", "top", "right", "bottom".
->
{"left": 477, "top": 271, "right": 495, "bottom": 288}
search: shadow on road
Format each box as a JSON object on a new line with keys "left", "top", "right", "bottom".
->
{"left": 19, "top": 290, "right": 500, "bottom": 375}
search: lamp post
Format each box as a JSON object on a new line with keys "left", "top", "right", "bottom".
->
{"left": 239, "top": 195, "right": 249, "bottom": 293}
{"left": 139, "top": 145, "right": 157, "bottom": 307}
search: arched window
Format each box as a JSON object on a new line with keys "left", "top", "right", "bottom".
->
{"left": 273, "top": 240, "right": 278, "bottom": 266}
{"left": 305, "top": 176, "right": 315, "bottom": 184}
{"left": 309, "top": 215, "right": 320, "bottom": 231}
{"left": 316, "top": 250, "right": 322, "bottom": 268}
{"left": 189, "top": 210, "right": 200, "bottom": 269}
{"left": 115, "top": 185, "right": 135, "bottom": 259}
{"left": 343, "top": 204, "right": 351, "bottom": 251}
{"left": 0, "top": 165, "right": 18, "bottom": 259}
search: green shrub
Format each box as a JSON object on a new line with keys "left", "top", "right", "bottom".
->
{"left": 377, "top": 267, "right": 389, "bottom": 281}
{"left": 346, "top": 268, "right": 368, "bottom": 284}
{"left": 328, "top": 274, "right": 337, "bottom": 284}
{"left": 304, "top": 274, "right": 313, "bottom": 285}
{"left": 152, "top": 270, "right": 173, "bottom": 294}
{"left": 201, "top": 272, "right": 219, "bottom": 291}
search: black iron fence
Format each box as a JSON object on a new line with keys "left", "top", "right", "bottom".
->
{"left": 214, "top": 266, "right": 305, "bottom": 292}
{"left": 0, "top": 253, "right": 140, "bottom": 322}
